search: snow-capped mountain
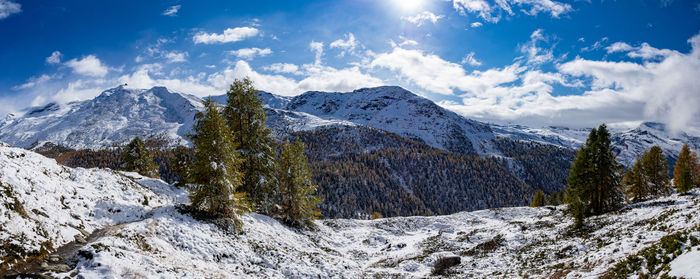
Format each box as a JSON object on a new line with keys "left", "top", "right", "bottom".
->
{"left": 0, "top": 86, "right": 202, "bottom": 150}
{"left": 496, "top": 121, "right": 700, "bottom": 168}
{"left": 260, "top": 86, "right": 498, "bottom": 156}
{"left": 2, "top": 143, "right": 699, "bottom": 278}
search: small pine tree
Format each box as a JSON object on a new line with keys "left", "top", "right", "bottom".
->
{"left": 623, "top": 159, "right": 647, "bottom": 203}
{"left": 677, "top": 167, "right": 693, "bottom": 194}
{"left": 673, "top": 144, "right": 699, "bottom": 189}
{"left": 169, "top": 146, "right": 194, "bottom": 187}
{"left": 189, "top": 99, "right": 248, "bottom": 219}
{"left": 223, "top": 78, "right": 278, "bottom": 214}
{"left": 121, "top": 136, "right": 159, "bottom": 178}
{"left": 547, "top": 190, "right": 564, "bottom": 206}
{"left": 641, "top": 146, "right": 671, "bottom": 196}
{"left": 276, "top": 139, "right": 321, "bottom": 228}
{"left": 530, "top": 190, "right": 546, "bottom": 207}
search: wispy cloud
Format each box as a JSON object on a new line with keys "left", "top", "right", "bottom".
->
{"left": 461, "top": 52, "right": 482, "bottom": 66}
{"left": 329, "top": 33, "right": 358, "bottom": 57}
{"left": 452, "top": 0, "right": 572, "bottom": 23}
{"left": 401, "top": 11, "right": 444, "bottom": 27}
{"left": 162, "top": 5, "right": 181, "bottom": 16}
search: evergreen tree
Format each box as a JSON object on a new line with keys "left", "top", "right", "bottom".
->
{"left": 547, "top": 190, "right": 565, "bottom": 206}
{"left": 623, "top": 159, "right": 647, "bottom": 203}
{"left": 189, "top": 99, "right": 248, "bottom": 218}
{"left": 641, "top": 146, "right": 671, "bottom": 196}
{"left": 530, "top": 190, "right": 546, "bottom": 207}
{"left": 276, "top": 139, "right": 321, "bottom": 227}
{"left": 673, "top": 144, "right": 699, "bottom": 189}
{"left": 677, "top": 167, "right": 693, "bottom": 194}
{"left": 170, "top": 146, "right": 194, "bottom": 187}
{"left": 121, "top": 136, "right": 159, "bottom": 178}
{"left": 566, "top": 124, "right": 623, "bottom": 223}
{"left": 223, "top": 78, "right": 278, "bottom": 214}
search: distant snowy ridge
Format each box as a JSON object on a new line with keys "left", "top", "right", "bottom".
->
{"left": 1, "top": 144, "right": 699, "bottom": 278}
{"left": 1, "top": 85, "right": 698, "bottom": 167}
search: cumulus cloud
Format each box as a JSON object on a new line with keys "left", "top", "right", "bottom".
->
{"left": 452, "top": 0, "right": 571, "bottom": 23}
{"left": 401, "top": 11, "right": 444, "bottom": 26}
{"left": 606, "top": 42, "right": 634, "bottom": 53}
{"left": 162, "top": 5, "right": 180, "bottom": 16}
{"left": 65, "top": 55, "right": 109, "bottom": 77}
{"left": 193, "top": 27, "right": 259, "bottom": 44}
{"left": 228, "top": 48, "right": 272, "bottom": 60}
{"left": 470, "top": 22, "right": 483, "bottom": 28}
{"left": 329, "top": 33, "right": 358, "bottom": 56}
{"left": 45, "top": 51, "right": 62, "bottom": 64}
{"left": 0, "top": 0, "right": 21, "bottom": 20}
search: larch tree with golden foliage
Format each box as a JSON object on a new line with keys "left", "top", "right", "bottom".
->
{"left": 673, "top": 144, "right": 699, "bottom": 193}
{"left": 530, "top": 190, "right": 546, "bottom": 207}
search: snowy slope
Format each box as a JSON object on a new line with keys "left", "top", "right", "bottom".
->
{"left": 0, "top": 142, "right": 186, "bottom": 271}
{"left": 0, "top": 86, "right": 202, "bottom": 150}
{"left": 2, "top": 143, "right": 700, "bottom": 278}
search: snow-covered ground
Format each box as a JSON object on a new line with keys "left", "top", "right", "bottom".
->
{"left": 2, "top": 142, "right": 700, "bottom": 278}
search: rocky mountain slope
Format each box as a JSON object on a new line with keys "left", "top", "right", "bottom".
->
{"left": 1, "top": 144, "right": 699, "bottom": 278}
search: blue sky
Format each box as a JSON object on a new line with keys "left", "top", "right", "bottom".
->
{"left": 1, "top": 0, "right": 699, "bottom": 132}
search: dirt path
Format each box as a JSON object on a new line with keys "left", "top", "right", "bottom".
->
{"left": 1, "top": 207, "right": 162, "bottom": 278}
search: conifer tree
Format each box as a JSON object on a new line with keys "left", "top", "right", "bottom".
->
{"left": 223, "top": 78, "right": 278, "bottom": 214}
{"left": 170, "top": 145, "right": 194, "bottom": 187}
{"left": 530, "top": 190, "right": 546, "bottom": 207}
{"left": 566, "top": 124, "right": 623, "bottom": 223}
{"left": 276, "top": 139, "right": 321, "bottom": 227}
{"left": 641, "top": 146, "right": 671, "bottom": 196}
{"left": 189, "top": 99, "right": 248, "bottom": 218}
{"left": 677, "top": 167, "right": 693, "bottom": 194}
{"left": 121, "top": 136, "right": 159, "bottom": 178}
{"left": 673, "top": 144, "right": 699, "bottom": 189}
{"left": 623, "top": 159, "right": 647, "bottom": 203}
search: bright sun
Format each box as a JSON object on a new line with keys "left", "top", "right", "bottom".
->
{"left": 393, "top": 0, "right": 424, "bottom": 12}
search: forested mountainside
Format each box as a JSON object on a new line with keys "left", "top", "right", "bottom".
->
{"left": 2, "top": 143, "right": 699, "bottom": 278}
{"left": 35, "top": 125, "right": 574, "bottom": 218}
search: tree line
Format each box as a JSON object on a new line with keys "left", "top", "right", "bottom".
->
{"left": 530, "top": 124, "right": 700, "bottom": 228}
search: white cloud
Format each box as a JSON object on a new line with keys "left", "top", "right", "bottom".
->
{"left": 401, "top": 11, "right": 445, "bottom": 26}
{"left": 330, "top": 33, "right": 358, "bottom": 56}
{"left": 162, "top": 5, "right": 180, "bottom": 16}
{"left": 461, "top": 51, "right": 482, "bottom": 66}
{"left": 164, "top": 51, "right": 188, "bottom": 63}
{"left": 12, "top": 74, "right": 53, "bottom": 90}
{"left": 0, "top": 0, "right": 21, "bottom": 20}
{"left": 263, "top": 63, "right": 302, "bottom": 75}
{"left": 606, "top": 42, "right": 634, "bottom": 53}
{"left": 581, "top": 37, "right": 608, "bottom": 52}
{"left": 193, "top": 27, "right": 259, "bottom": 44}
{"left": 45, "top": 51, "right": 62, "bottom": 64}
{"left": 371, "top": 47, "right": 522, "bottom": 95}
{"left": 470, "top": 22, "right": 483, "bottom": 28}
{"left": 519, "top": 29, "right": 554, "bottom": 65}
{"left": 64, "top": 55, "right": 109, "bottom": 77}
{"left": 228, "top": 48, "right": 272, "bottom": 60}
{"left": 309, "top": 41, "right": 324, "bottom": 65}
{"left": 452, "top": 0, "right": 571, "bottom": 23}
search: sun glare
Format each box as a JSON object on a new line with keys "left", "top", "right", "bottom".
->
{"left": 393, "top": 0, "right": 424, "bottom": 12}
